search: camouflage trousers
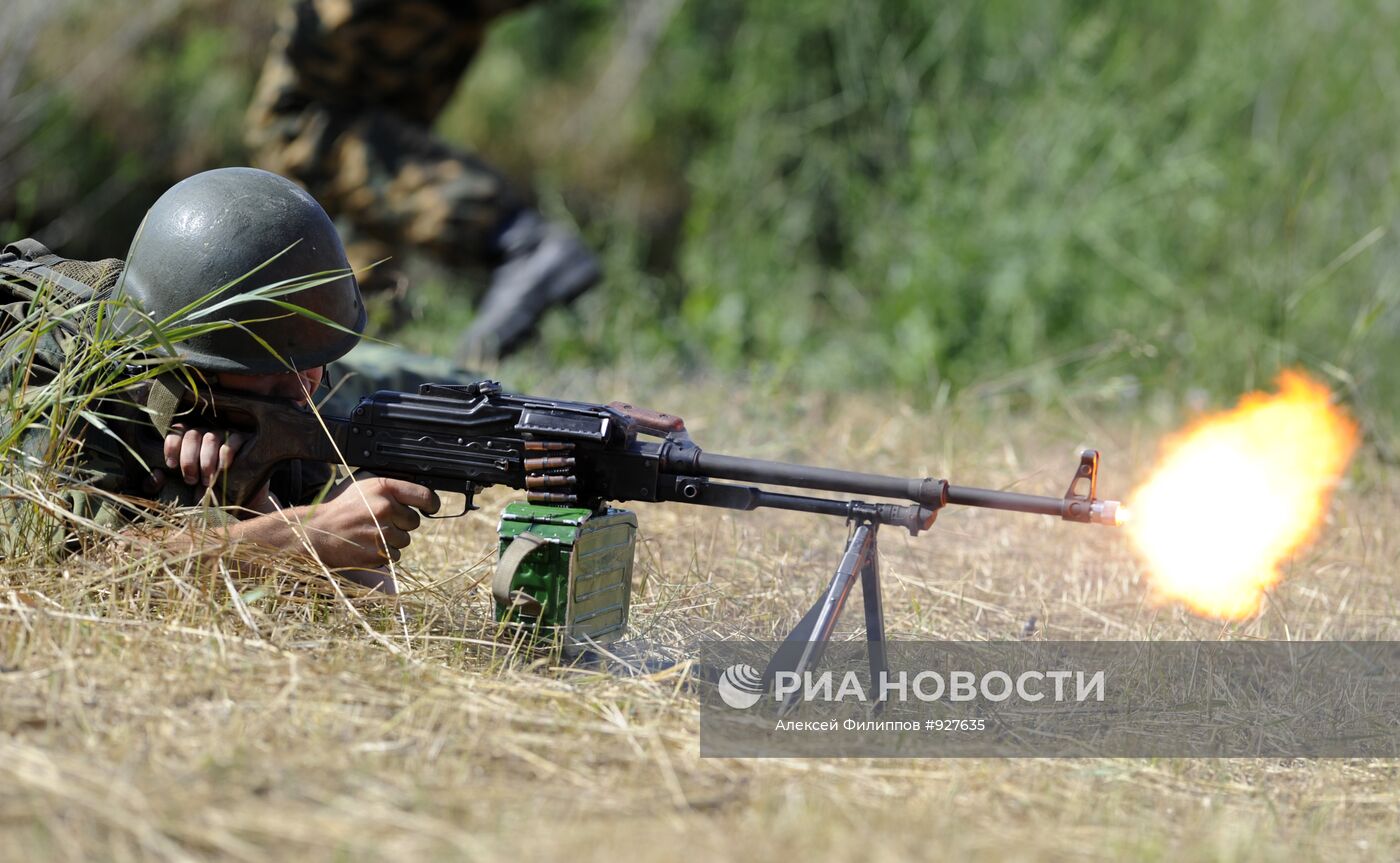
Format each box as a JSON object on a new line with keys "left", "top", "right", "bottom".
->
{"left": 245, "top": 0, "right": 533, "bottom": 293}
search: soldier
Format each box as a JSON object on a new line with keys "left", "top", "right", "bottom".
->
{"left": 0, "top": 167, "right": 441, "bottom": 591}
{"left": 246, "top": 0, "right": 601, "bottom": 362}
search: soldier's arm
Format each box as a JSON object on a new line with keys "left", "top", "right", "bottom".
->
{"left": 152, "top": 422, "right": 440, "bottom": 586}
{"left": 227, "top": 474, "right": 439, "bottom": 566}
{"left": 158, "top": 474, "right": 440, "bottom": 594}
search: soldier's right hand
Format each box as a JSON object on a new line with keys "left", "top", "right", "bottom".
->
{"left": 300, "top": 475, "right": 441, "bottom": 569}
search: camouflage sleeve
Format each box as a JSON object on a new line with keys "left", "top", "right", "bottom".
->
{"left": 246, "top": 0, "right": 533, "bottom": 271}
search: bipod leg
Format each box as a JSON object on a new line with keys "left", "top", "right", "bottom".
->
{"left": 764, "top": 522, "right": 878, "bottom": 714}
{"left": 859, "top": 527, "right": 889, "bottom": 713}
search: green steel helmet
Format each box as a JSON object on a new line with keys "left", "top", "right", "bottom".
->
{"left": 114, "top": 167, "right": 366, "bottom": 374}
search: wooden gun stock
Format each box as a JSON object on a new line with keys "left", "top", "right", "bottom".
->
{"left": 137, "top": 383, "right": 347, "bottom": 507}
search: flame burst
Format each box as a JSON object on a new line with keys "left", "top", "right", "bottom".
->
{"left": 1127, "top": 370, "right": 1359, "bottom": 619}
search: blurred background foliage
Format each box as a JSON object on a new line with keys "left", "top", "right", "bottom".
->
{"left": 3, "top": 0, "right": 1399, "bottom": 426}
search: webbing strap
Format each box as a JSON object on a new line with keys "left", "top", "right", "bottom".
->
{"left": 0, "top": 238, "right": 96, "bottom": 304}
{"left": 2, "top": 238, "right": 55, "bottom": 261}
{"left": 8, "top": 262, "right": 95, "bottom": 303}
{"left": 492, "top": 531, "right": 549, "bottom": 612}
{"left": 141, "top": 374, "right": 188, "bottom": 436}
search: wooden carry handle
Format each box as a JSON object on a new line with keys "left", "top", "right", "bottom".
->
{"left": 607, "top": 401, "right": 687, "bottom": 436}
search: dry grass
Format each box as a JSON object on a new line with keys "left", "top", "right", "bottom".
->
{"left": 1, "top": 373, "right": 1397, "bottom": 862}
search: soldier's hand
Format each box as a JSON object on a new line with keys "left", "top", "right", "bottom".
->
{"left": 300, "top": 475, "right": 441, "bottom": 569}
{"left": 147, "top": 424, "right": 273, "bottom": 511}
{"left": 162, "top": 423, "right": 249, "bottom": 487}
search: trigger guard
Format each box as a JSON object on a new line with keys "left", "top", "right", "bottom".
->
{"left": 424, "top": 483, "right": 478, "bottom": 518}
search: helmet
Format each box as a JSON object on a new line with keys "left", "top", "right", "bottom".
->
{"left": 112, "top": 167, "right": 365, "bottom": 374}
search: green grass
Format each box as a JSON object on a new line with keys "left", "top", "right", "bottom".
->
{"left": 436, "top": 0, "right": 1400, "bottom": 428}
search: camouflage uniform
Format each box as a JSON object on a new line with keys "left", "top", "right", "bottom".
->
{"left": 246, "top": 0, "right": 536, "bottom": 287}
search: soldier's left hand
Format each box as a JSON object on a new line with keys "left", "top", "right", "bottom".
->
{"left": 146, "top": 424, "right": 274, "bottom": 512}
{"left": 162, "top": 423, "right": 249, "bottom": 487}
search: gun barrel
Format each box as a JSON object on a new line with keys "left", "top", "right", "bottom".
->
{"left": 945, "top": 485, "right": 1063, "bottom": 516}
{"left": 677, "top": 451, "right": 945, "bottom": 507}
{"left": 946, "top": 485, "right": 1125, "bottom": 526}
{"left": 663, "top": 450, "right": 1123, "bottom": 526}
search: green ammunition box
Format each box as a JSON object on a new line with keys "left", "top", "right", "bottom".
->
{"left": 493, "top": 502, "right": 637, "bottom": 645}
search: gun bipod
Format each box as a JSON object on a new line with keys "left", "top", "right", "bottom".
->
{"left": 763, "top": 517, "right": 890, "bottom": 716}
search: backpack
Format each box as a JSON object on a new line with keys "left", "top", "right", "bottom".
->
{"left": 0, "top": 237, "right": 125, "bottom": 307}
{"left": 0, "top": 237, "right": 129, "bottom": 391}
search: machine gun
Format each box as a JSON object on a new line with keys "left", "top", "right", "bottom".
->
{"left": 143, "top": 379, "right": 1126, "bottom": 684}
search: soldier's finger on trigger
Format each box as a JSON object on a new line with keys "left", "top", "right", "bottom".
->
{"left": 382, "top": 478, "right": 440, "bottom": 515}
